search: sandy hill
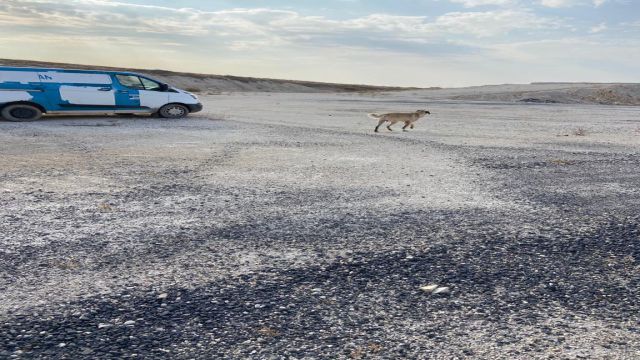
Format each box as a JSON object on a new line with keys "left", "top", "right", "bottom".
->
{"left": 0, "top": 59, "right": 416, "bottom": 93}
{"left": 433, "top": 83, "right": 640, "bottom": 106}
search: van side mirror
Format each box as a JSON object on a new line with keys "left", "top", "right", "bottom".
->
{"left": 159, "top": 83, "right": 169, "bottom": 92}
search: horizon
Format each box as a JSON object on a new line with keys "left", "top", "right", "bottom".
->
{"left": 1, "top": 0, "right": 639, "bottom": 87}
{"left": 2, "top": 58, "right": 636, "bottom": 89}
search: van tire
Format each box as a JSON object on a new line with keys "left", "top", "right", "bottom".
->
{"left": 1, "top": 104, "right": 43, "bottom": 122}
{"left": 158, "top": 104, "right": 189, "bottom": 119}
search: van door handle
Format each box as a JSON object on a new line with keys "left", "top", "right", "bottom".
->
{"left": 98, "top": 87, "right": 112, "bottom": 91}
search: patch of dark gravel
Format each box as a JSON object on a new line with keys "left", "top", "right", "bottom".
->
{"left": 1, "top": 212, "right": 638, "bottom": 359}
{"left": 470, "top": 151, "right": 640, "bottom": 214}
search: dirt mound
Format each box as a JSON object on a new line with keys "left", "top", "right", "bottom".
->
{"left": 0, "top": 58, "right": 415, "bottom": 94}
{"left": 443, "top": 83, "right": 640, "bottom": 106}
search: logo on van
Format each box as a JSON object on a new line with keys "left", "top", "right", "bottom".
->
{"left": 38, "top": 74, "right": 53, "bottom": 81}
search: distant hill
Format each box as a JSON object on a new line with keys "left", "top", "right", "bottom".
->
{"left": 0, "top": 59, "right": 420, "bottom": 94}
{"left": 396, "top": 83, "right": 640, "bottom": 106}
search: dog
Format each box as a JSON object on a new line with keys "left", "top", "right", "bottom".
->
{"left": 369, "top": 110, "right": 431, "bottom": 132}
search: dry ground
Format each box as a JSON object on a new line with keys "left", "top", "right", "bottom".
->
{"left": 1, "top": 92, "right": 639, "bottom": 359}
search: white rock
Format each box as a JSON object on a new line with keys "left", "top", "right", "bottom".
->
{"left": 124, "top": 320, "right": 136, "bottom": 326}
{"left": 419, "top": 284, "right": 439, "bottom": 293}
{"left": 432, "top": 287, "right": 451, "bottom": 295}
{"left": 157, "top": 293, "right": 168, "bottom": 299}
{"left": 58, "top": 343, "right": 66, "bottom": 348}
{"left": 97, "top": 323, "right": 112, "bottom": 329}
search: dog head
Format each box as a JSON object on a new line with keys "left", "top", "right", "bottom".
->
{"left": 416, "top": 109, "right": 431, "bottom": 116}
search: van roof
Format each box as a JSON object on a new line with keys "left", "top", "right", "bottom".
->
{"left": 0, "top": 66, "right": 140, "bottom": 77}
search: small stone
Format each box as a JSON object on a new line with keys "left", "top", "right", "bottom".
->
{"left": 432, "top": 287, "right": 450, "bottom": 295}
{"left": 123, "top": 320, "right": 135, "bottom": 326}
{"left": 98, "top": 323, "right": 112, "bottom": 329}
{"left": 420, "top": 285, "right": 439, "bottom": 293}
{"left": 58, "top": 343, "right": 66, "bottom": 348}
{"left": 157, "top": 293, "right": 168, "bottom": 300}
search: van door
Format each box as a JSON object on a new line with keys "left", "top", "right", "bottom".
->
{"left": 112, "top": 74, "right": 143, "bottom": 109}
{"left": 138, "top": 77, "right": 170, "bottom": 111}
{"left": 41, "top": 71, "right": 117, "bottom": 109}
{"left": 113, "top": 74, "right": 168, "bottom": 112}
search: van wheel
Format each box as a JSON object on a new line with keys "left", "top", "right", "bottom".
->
{"left": 158, "top": 104, "right": 188, "bottom": 119}
{"left": 1, "top": 104, "right": 43, "bottom": 122}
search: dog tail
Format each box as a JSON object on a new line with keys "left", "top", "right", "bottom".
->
{"left": 368, "top": 113, "right": 382, "bottom": 119}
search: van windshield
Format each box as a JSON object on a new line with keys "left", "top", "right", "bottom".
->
{"left": 140, "top": 77, "right": 162, "bottom": 91}
{"left": 116, "top": 74, "right": 163, "bottom": 91}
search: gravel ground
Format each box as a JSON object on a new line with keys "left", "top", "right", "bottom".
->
{"left": 1, "top": 92, "right": 639, "bottom": 359}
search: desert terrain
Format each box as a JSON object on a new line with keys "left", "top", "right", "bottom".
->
{"left": 1, "top": 86, "right": 640, "bottom": 358}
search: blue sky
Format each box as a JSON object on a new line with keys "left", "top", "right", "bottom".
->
{"left": 1, "top": 0, "right": 639, "bottom": 86}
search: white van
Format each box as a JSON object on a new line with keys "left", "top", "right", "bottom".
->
{"left": 0, "top": 66, "right": 203, "bottom": 121}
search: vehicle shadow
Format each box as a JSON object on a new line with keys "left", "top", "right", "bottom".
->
{"left": 0, "top": 114, "right": 189, "bottom": 125}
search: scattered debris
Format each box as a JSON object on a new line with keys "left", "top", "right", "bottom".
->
{"left": 257, "top": 327, "right": 279, "bottom": 337}
{"left": 419, "top": 284, "right": 439, "bottom": 293}
{"left": 573, "top": 127, "right": 588, "bottom": 136}
{"left": 518, "top": 98, "right": 558, "bottom": 103}
{"left": 549, "top": 159, "right": 573, "bottom": 166}
{"left": 98, "top": 203, "right": 113, "bottom": 212}
{"left": 432, "top": 287, "right": 451, "bottom": 295}
{"left": 420, "top": 284, "right": 450, "bottom": 295}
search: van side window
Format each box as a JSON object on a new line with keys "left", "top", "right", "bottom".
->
{"left": 140, "top": 77, "right": 162, "bottom": 91}
{"left": 116, "top": 74, "right": 145, "bottom": 89}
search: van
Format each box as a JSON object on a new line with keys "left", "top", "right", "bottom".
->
{"left": 0, "top": 66, "right": 203, "bottom": 121}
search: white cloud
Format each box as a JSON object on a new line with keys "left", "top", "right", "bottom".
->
{"left": 431, "top": 10, "right": 562, "bottom": 37}
{"left": 0, "top": 0, "right": 564, "bottom": 45}
{"left": 589, "top": 23, "right": 607, "bottom": 33}
{"left": 539, "top": 0, "right": 609, "bottom": 8}
{"left": 449, "top": 0, "right": 514, "bottom": 7}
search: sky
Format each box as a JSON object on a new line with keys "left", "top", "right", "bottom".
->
{"left": 0, "top": 0, "right": 639, "bottom": 87}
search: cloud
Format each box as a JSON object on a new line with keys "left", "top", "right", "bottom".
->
{"left": 589, "top": 23, "right": 607, "bottom": 33}
{"left": 449, "top": 0, "right": 514, "bottom": 7}
{"left": 0, "top": 0, "right": 564, "bottom": 49}
{"left": 430, "top": 10, "right": 562, "bottom": 37}
{"left": 539, "top": 0, "right": 609, "bottom": 7}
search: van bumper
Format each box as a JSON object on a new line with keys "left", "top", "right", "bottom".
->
{"left": 187, "top": 103, "right": 203, "bottom": 113}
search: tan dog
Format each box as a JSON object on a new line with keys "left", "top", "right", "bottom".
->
{"left": 369, "top": 110, "right": 431, "bottom": 132}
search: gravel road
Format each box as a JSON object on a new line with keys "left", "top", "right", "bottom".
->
{"left": 1, "top": 92, "right": 639, "bottom": 359}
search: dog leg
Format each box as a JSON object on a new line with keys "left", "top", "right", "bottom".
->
{"left": 410, "top": 123, "right": 415, "bottom": 129}
{"left": 374, "top": 119, "right": 386, "bottom": 133}
{"left": 402, "top": 122, "right": 410, "bottom": 131}
{"left": 387, "top": 120, "right": 398, "bottom": 131}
